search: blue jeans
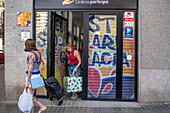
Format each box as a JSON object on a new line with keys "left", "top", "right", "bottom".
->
{"left": 69, "top": 64, "right": 81, "bottom": 75}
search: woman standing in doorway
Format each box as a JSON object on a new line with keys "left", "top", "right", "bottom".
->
{"left": 23, "top": 39, "right": 47, "bottom": 113}
{"left": 64, "top": 42, "right": 82, "bottom": 99}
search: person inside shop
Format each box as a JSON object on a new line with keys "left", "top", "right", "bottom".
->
{"left": 64, "top": 42, "right": 82, "bottom": 99}
{"left": 23, "top": 39, "right": 47, "bottom": 113}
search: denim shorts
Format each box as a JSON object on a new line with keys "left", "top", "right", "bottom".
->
{"left": 69, "top": 64, "right": 81, "bottom": 75}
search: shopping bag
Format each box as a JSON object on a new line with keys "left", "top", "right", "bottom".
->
{"left": 76, "top": 76, "right": 83, "bottom": 92}
{"left": 30, "top": 76, "right": 45, "bottom": 89}
{"left": 18, "top": 88, "right": 33, "bottom": 113}
{"left": 63, "top": 72, "right": 82, "bottom": 93}
{"left": 63, "top": 76, "right": 68, "bottom": 92}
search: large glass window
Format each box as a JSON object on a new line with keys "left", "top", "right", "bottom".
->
{"left": 88, "top": 15, "right": 117, "bottom": 99}
{"left": 36, "top": 12, "right": 48, "bottom": 96}
{"left": 122, "top": 12, "right": 136, "bottom": 99}
{"left": 54, "top": 16, "right": 67, "bottom": 87}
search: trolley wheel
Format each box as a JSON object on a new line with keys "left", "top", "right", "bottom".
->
{"left": 49, "top": 95, "right": 54, "bottom": 101}
{"left": 58, "top": 100, "right": 63, "bottom": 106}
{"left": 62, "top": 87, "right": 64, "bottom": 92}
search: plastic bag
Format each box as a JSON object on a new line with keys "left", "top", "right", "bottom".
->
{"left": 18, "top": 88, "right": 33, "bottom": 113}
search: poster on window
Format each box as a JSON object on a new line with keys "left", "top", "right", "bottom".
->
{"left": 125, "top": 27, "right": 133, "bottom": 39}
{"left": 124, "top": 12, "right": 134, "bottom": 27}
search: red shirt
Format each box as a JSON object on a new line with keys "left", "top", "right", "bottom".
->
{"left": 69, "top": 50, "right": 79, "bottom": 64}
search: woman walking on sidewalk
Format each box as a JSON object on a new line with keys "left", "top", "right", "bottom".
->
{"left": 64, "top": 42, "right": 82, "bottom": 99}
{"left": 23, "top": 39, "right": 47, "bottom": 113}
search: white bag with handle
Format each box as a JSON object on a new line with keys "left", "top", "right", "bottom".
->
{"left": 18, "top": 88, "right": 33, "bottom": 113}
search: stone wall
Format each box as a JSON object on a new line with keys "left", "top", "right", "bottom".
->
{"left": 5, "top": 0, "right": 32, "bottom": 101}
{"left": 138, "top": 0, "right": 170, "bottom": 103}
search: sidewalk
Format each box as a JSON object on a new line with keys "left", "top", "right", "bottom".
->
{"left": 0, "top": 99, "right": 170, "bottom": 113}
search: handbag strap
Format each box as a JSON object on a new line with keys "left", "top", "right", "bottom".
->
{"left": 23, "top": 88, "right": 30, "bottom": 94}
{"left": 23, "top": 88, "right": 26, "bottom": 94}
{"left": 72, "top": 72, "right": 78, "bottom": 77}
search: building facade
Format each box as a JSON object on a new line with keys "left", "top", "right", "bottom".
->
{"left": 4, "top": 0, "right": 170, "bottom": 103}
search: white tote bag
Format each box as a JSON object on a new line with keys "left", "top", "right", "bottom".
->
{"left": 18, "top": 88, "right": 33, "bottom": 113}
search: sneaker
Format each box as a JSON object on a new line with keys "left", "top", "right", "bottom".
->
{"left": 71, "top": 93, "right": 78, "bottom": 99}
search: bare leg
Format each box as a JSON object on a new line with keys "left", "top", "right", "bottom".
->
{"left": 33, "top": 96, "right": 47, "bottom": 113}
{"left": 29, "top": 88, "right": 47, "bottom": 113}
{"left": 33, "top": 96, "right": 43, "bottom": 108}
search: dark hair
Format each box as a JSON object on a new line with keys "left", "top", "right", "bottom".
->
{"left": 24, "top": 39, "right": 38, "bottom": 52}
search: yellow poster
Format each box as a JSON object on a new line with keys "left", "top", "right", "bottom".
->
{"left": 17, "top": 12, "right": 31, "bottom": 26}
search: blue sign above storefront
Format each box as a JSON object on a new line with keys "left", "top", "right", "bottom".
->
{"left": 34, "top": 0, "right": 137, "bottom": 10}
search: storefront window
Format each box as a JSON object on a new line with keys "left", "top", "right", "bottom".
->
{"left": 54, "top": 16, "right": 67, "bottom": 87}
{"left": 36, "top": 12, "right": 48, "bottom": 96}
{"left": 122, "top": 12, "right": 136, "bottom": 99}
{"left": 88, "top": 15, "right": 117, "bottom": 99}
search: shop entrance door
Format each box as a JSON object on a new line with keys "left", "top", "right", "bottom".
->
{"left": 35, "top": 11, "right": 137, "bottom": 101}
{"left": 51, "top": 12, "right": 68, "bottom": 87}
{"left": 82, "top": 11, "right": 137, "bottom": 101}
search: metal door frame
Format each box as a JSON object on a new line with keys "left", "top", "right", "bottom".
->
{"left": 50, "top": 12, "right": 68, "bottom": 79}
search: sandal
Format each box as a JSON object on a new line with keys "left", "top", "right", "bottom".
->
{"left": 71, "top": 93, "right": 78, "bottom": 100}
{"left": 38, "top": 106, "right": 47, "bottom": 113}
